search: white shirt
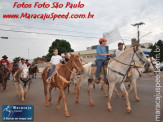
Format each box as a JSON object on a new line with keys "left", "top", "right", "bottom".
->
{"left": 19, "top": 63, "right": 27, "bottom": 69}
{"left": 116, "top": 49, "right": 124, "bottom": 57}
{"left": 50, "top": 55, "right": 62, "bottom": 65}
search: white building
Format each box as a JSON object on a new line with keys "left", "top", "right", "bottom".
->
{"left": 69, "top": 43, "right": 152, "bottom": 64}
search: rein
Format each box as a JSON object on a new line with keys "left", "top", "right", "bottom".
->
{"left": 108, "top": 47, "right": 141, "bottom": 84}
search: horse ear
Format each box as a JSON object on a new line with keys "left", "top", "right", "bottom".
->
{"left": 78, "top": 53, "right": 80, "bottom": 56}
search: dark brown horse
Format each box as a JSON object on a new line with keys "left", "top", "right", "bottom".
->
{"left": 29, "top": 65, "right": 39, "bottom": 78}
{"left": 42, "top": 53, "right": 84, "bottom": 117}
{"left": 0, "top": 65, "right": 9, "bottom": 90}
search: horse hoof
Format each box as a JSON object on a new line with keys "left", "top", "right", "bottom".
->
{"left": 108, "top": 107, "right": 112, "bottom": 111}
{"left": 45, "top": 103, "right": 49, "bottom": 107}
{"left": 75, "top": 99, "right": 79, "bottom": 103}
{"left": 48, "top": 99, "right": 52, "bottom": 102}
{"left": 57, "top": 105, "right": 61, "bottom": 111}
{"left": 65, "top": 112, "right": 70, "bottom": 117}
{"left": 126, "top": 108, "right": 132, "bottom": 113}
{"left": 136, "top": 98, "right": 140, "bottom": 102}
{"left": 90, "top": 101, "right": 95, "bottom": 106}
{"left": 122, "top": 95, "right": 125, "bottom": 97}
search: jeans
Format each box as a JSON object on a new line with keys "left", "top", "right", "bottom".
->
{"left": 96, "top": 59, "right": 104, "bottom": 78}
{"left": 48, "top": 65, "right": 56, "bottom": 77}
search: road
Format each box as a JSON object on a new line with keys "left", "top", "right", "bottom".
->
{"left": 0, "top": 72, "right": 163, "bottom": 122}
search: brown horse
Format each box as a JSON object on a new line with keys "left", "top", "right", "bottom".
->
{"left": 0, "top": 65, "right": 9, "bottom": 90}
{"left": 42, "top": 53, "right": 84, "bottom": 117}
{"left": 29, "top": 65, "right": 39, "bottom": 78}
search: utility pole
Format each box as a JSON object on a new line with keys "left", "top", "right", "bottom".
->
{"left": 131, "top": 22, "right": 145, "bottom": 43}
{"left": 28, "top": 48, "right": 29, "bottom": 60}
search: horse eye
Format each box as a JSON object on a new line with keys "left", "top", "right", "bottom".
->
{"left": 139, "top": 52, "right": 143, "bottom": 55}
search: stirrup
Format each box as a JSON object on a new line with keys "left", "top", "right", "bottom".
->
{"left": 47, "top": 77, "right": 51, "bottom": 84}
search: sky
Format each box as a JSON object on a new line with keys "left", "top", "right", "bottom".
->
{"left": 0, "top": 0, "right": 163, "bottom": 61}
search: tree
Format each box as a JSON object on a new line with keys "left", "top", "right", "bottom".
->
{"left": 46, "top": 39, "right": 74, "bottom": 61}
{"left": 149, "top": 40, "right": 163, "bottom": 62}
{"left": 140, "top": 45, "right": 145, "bottom": 48}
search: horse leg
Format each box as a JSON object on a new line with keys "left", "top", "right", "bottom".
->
{"left": 101, "top": 82, "right": 104, "bottom": 90}
{"left": 132, "top": 81, "right": 140, "bottom": 101}
{"left": 56, "top": 93, "right": 62, "bottom": 111}
{"left": 3, "top": 78, "right": 7, "bottom": 90}
{"left": 120, "top": 83, "right": 131, "bottom": 113}
{"left": 73, "top": 83, "right": 77, "bottom": 95}
{"left": 43, "top": 79, "right": 49, "bottom": 106}
{"left": 113, "top": 87, "right": 119, "bottom": 97}
{"left": 88, "top": 79, "right": 95, "bottom": 106}
{"left": 75, "top": 76, "right": 81, "bottom": 103}
{"left": 107, "top": 83, "right": 115, "bottom": 111}
{"left": 67, "top": 84, "right": 70, "bottom": 93}
{"left": 48, "top": 85, "right": 54, "bottom": 102}
{"left": 19, "top": 83, "right": 25, "bottom": 102}
{"left": 15, "top": 82, "right": 19, "bottom": 96}
{"left": 60, "top": 87, "right": 70, "bottom": 117}
{"left": 104, "top": 84, "right": 108, "bottom": 97}
{"left": 24, "top": 82, "right": 30, "bottom": 99}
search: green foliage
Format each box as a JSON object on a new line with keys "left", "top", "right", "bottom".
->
{"left": 140, "top": 45, "right": 145, "bottom": 48}
{"left": 46, "top": 39, "right": 74, "bottom": 61}
{"left": 13, "top": 57, "right": 21, "bottom": 62}
{"left": 149, "top": 40, "right": 163, "bottom": 62}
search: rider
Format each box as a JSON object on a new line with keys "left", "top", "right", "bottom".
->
{"left": 62, "top": 52, "right": 69, "bottom": 64}
{"left": 0, "top": 55, "right": 10, "bottom": 66}
{"left": 115, "top": 42, "right": 126, "bottom": 57}
{"left": 95, "top": 38, "right": 110, "bottom": 84}
{"left": 47, "top": 48, "right": 63, "bottom": 81}
{"left": 25, "top": 59, "right": 30, "bottom": 67}
{"left": 0, "top": 55, "right": 10, "bottom": 79}
{"left": 19, "top": 58, "right": 27, "bottom": 69}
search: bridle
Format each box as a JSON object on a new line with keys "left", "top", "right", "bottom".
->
{"left": 65, "top": 57, "right": 83, "bottom": 75}
{"left": 150, "top": 57, "right": 157, "bottom": 71}
{"left": 108, "top": 47, "right": 147, "bottom": 84}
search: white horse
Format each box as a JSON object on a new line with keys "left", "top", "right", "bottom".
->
{"left": 106, "top": 46, "right": 150, "bottom": 112}
{"left": 14, "top": 67, "right": 31, "bottom": 102}
{"left": 125, "top": 57, "right": 157, "bottom": 101}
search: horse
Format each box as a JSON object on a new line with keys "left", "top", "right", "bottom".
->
{"left": 87, "top": 46, "right": 150, "bottom": 113}
{"left": 0, "top": 64, "right": 9, "bottom": 90}
{"left": 13, "top": 67, "right": 31, "bottom": 102}
{"left": 42, "top": 53, "right": 84, "bottom": 117}
{"left": 29, "top": 65, "right": 39, "bottom": 78}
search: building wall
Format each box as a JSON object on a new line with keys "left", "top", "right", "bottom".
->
{"left": 65, "top": 43, "right": 152, "bottom": 63}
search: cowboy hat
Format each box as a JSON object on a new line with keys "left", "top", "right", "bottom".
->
{"left": 2, "top": 55, "right": 8, "bottom": 59}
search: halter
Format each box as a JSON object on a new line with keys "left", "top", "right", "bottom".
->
{"left": 108, "top": 47, "right": 146, "bottom": 84}
{"left": 149, "top": 57, "right": 157, "bottom": 71}
{"left": 65, "top": 58, "right": 82, "bottom": 75}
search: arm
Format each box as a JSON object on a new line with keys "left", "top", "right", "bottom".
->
{"left": 98, "top": 53, "right": 110, "bottom": 56}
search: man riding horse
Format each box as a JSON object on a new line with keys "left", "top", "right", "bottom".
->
{"left": 0, "top": 55, "right": 10, "bottom": 80}
{"left": 95, "top": 38, "right": 110, "bottom": 84}
{"left": 115, "top": 42, "right": 126, "bottom": 57}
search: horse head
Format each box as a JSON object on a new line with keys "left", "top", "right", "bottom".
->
{"left": 69, "top": 53, "right": 84, "bottom": 75}
{"left": 22, "top": 67, "right": 30, "bottom": 79}
{"left": 133, "top": 46, "right": 150, "bottom": 70}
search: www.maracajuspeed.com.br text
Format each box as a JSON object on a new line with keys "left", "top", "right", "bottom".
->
{"left": 2, "top": 12, "right": 94, "bottom": 20}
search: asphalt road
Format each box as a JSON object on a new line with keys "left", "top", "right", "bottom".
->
{"left": 0, "top": 72, "right": 163, "bottom": 122}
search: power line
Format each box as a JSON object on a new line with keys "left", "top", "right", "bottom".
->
{"left": 0, "top": 23, "right": 102, "bottom": 35}
{"left": 0, "top": 28, "right": 99, "bottom": 39}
